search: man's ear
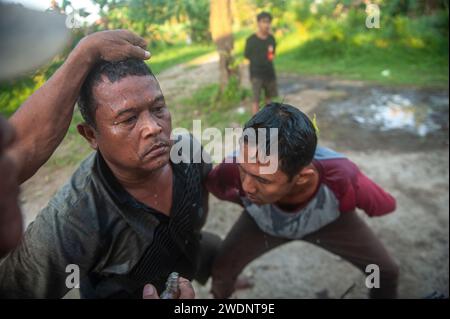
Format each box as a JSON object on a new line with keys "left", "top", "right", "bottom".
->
{"left": 294, "top": 166, "right": 316, "bottom": 186}
{"left": 77, "top": 123, "right": 98, "bottom": 150}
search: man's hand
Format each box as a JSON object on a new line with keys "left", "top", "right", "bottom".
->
{"left": 78, "top": 29, "right": 151, "bottom": 64}
{"left": 142, "top": 277, "right": 196, "bottom": 299}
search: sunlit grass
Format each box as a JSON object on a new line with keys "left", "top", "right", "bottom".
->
{"left": 275, "top": 37, "right": 449, "bottom": 86}
{"left": 147, "top": 43, "right": 214, "bottom": 74}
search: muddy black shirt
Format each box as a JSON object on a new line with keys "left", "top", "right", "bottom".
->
{"left": 0, "top": 135, "right": 211, "bottom": 299}
{"left": 245, "top": 33, "right": 276, "bottom": 80}
{"left": 92, "top": 152, "right": 205, "bottom": 297}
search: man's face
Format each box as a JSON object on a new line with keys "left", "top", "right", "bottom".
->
{"left": 0, "top": 116, "right": 22, "bottom": 257}
{"left": 238, "top": 143, "right": 296, "bottom": 205}
{"left": 258, "top": 18, "right": 272, "bottom": 34}
{"left": 88, "top": 75, "right": 172, "bottom": 174}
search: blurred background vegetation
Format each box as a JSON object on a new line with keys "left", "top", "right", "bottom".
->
{"left": 0, "top": 0, "right": 449, "bottom": 116}
{"left": 0, "top": 0, "right": 448, "bottom": 122}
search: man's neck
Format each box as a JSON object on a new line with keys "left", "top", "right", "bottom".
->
{"left": 276, "top": 165, "right": 321, "bottom": 211}
{"left": 256, "top": 31, "right": 269, "bottom": 40}
{"left": 106, "top": 159, "right": 174, "bottom": 216}
{"left": 108, "top": 161, "right": 170, "bottom": 190}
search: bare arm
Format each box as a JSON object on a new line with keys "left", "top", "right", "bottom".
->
{"left": 7, "top": 30, "right": 151, "bottom": 184}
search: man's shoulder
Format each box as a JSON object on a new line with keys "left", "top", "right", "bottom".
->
{"left": 209, "top": 158, "right": 241, "bottom": 187}
{"left": 217, "top": 158, "right": 240, "bottom": 174}
{"left": 246, "top": 33, "right": 257, "bottom": 42}
{"left": 45, "top": 152, "right": 100, "bottom": 216}
{"left": 314, "top": 146, "right": 359, "bottom": 183}
{"left": 27, "top": 152, "right": 108, "bottom": 237}
{"left": 206, "top": 159, "right": 242, "bottom": 205}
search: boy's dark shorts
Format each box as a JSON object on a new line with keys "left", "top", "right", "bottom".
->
{"left": 251, "top": 77, "right": 278, "bottom": 103}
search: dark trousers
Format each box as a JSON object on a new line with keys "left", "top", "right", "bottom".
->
{"left": 194, "top": 231, "right": 223, "bottom": 285}
{"left": 211, "top": 211, "right": 399, "bottom": 299}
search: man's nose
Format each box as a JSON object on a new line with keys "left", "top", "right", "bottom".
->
{"left": 140, "top": 112, "right": 162, "bottom": 138}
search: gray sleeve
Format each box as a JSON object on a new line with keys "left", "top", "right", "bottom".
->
{"left": 0, "top": 203, "right": 100, "bottom": 298}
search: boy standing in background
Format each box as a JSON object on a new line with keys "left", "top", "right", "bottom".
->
{"left": 245, "top": 12, "right": 279, "bottom": 115}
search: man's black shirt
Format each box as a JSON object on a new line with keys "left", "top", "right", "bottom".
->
{"left": 96, "top": 152, "right": 201, "bottom": 297}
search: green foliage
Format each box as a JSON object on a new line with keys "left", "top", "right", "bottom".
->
{"left": 187, "top": 84, "right": 220, "bottom": 109}
{"left": 174, "top": 80, "right": 251, "bottom": 132}
{"left": 2, "top": 0, "right": 448, "bottom": 120}
{"left": 182, "top": 76, "right": 250, "bottom": 113}
{"left": 0, "top": 73, "right": 46, "bottom": 117}
{"left": 275, "top": 2, "right": 449, "bottom": 86}
{"left": 92, "top": 0, "right": 210, "bottom": 43}
{"left": 219, "top": 76, "right": 251, "bottom": 110}
{"left": 251, "top": 0, "right": 289, "bottom": 16}
{"left": 183, "top": 0, "right": 211, "bottom": 42}
{"left": 383, "top": 0, "right": 449, "bottom": 16}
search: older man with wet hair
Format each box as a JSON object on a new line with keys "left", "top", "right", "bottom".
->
{"left": 0, "top": 56, "right": 220, "bottom": 299}
{"left": 0, "top": 3, "right": 196, "bottom": 299}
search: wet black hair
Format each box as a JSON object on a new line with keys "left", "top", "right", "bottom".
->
{"left": 78, "top": 58, "right": 155, "bottom": 128}
{"left": 257, "top": 11, "right": 273, "bottom": 22}
{"left": 243, "top": 102, "right": 317, "bottom": 179}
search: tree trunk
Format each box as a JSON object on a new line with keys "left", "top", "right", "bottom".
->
{"left": 210, "top": 0, "right": 234, "bottom": 90}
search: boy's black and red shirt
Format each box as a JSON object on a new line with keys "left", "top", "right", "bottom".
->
{"left": 245, "top": 33, "right": 277, "bottom": 80}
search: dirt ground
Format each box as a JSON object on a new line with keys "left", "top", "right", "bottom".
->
{"left": 19, "top": 53, "right": 449, "bottom": 299}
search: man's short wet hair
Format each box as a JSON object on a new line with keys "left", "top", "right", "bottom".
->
{"left": 243, "top": 103, "right": 317, "bottom": 179}
{"left": 78, "top": 59, "right": 155, "bottom": 128}
{"left": 257, "top": 11, "right": 273, "bottom": 22}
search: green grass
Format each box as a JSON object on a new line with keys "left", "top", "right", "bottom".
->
{"left": 234, "top": 13, "right": 449, "bottom": 87}
{"left": 173, "top": 79, "right": 251, "bottom": 131}
{"left": 147, "top": 42, "right": 214, "bottom": 74}
{"left": 275, "top": 37, "right": 449, "bottom": 86}
{"left": 272, "top": 14, "right": 449, "bottom": 87}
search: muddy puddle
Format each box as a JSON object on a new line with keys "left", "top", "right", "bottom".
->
{"left": 278, "top": 77, "right": 449, "bottom": 152}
